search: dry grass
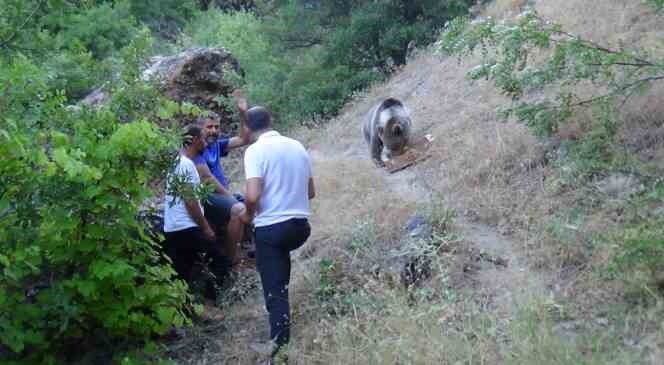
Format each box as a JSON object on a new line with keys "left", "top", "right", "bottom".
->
{"left": 482, "top": 0, "right": 530, "bottom": 18}
{"left": 536, "top": 0, "right": 664, "bottom": 51}
{"left": 171, "top": 1, "right": 664, "bottom": 363}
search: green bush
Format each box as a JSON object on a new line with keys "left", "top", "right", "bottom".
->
{"left": 612, "top": 217, "right": 664, "bottom": 278}
{"left": 609, "top": 181, "right": 664, "bottom": 284}
{"left": 127, "top": 0, "right": 198, "bottom": 38}
{"left": 0, "top": 40, "right": 192, "bottom": 364}
{"left": 56, "top": 1, "right": 142, "bottom": 60}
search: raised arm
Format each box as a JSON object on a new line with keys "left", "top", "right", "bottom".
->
{"left": 228, "top": 90, "right": 251, "bottom": 149}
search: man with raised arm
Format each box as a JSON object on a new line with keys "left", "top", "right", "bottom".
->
{"left": 240, "top": 106, "right": 316, "bottom": 361}
{"left": 194, "top": 91, "right": 251, "bottom": 267}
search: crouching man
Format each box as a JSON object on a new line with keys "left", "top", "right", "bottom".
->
{"left": 240, "top": 106, "right": 316, "bottom": 361}
{"left": 163, "top": 125, "right": 230, "bottom": 313}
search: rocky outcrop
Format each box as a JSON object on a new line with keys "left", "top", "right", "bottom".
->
{"left": 142, "top": 47, "right": 242, "bottom": 118}
{"left": 81, "top": 47, "right": 242, "bottom": 127}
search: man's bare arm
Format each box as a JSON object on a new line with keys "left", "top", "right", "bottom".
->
{"left": 184, "top": 198, "right": 215, "bottom": 240}
{"left": 242, "top": 177, "right": 263, "bottom": 224}
{"left": 195, "top": 162, "right": 231, "bottom": 196}
{"left": 308, "top": 177, "right": 316, "bottom": 200}
{"left": 227, "top": 91, "right": 251, "bottom": 150}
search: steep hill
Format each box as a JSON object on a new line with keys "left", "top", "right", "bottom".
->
{"left": 168, "top": 0, "right": 664, "bottom": 363}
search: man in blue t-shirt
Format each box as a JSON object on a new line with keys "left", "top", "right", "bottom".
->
{"left": 194, "top": 92, "right": 251, "bottom": 266}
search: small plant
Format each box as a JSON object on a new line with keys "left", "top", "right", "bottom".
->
{"left": 610, "top": 215, "right": 664, "bottom": 285}
{"left": 424, "top": 195, "right": 456, "bottom": 234}
{"left": 344, "top": 218, "right": 379, "bottom": 252}
{"left": 316, "top": 259, "right": 339, "bottom": 300}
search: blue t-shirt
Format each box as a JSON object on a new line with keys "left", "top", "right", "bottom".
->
{"left": 193, "top": 138, "right": 230, "bottom": 189}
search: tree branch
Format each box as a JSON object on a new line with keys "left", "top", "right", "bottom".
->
{"left": 552, "top": 29, "right": 656, "bottom": 67}
{"left": 0, "top": 1, "right": 44, "bottom": 50}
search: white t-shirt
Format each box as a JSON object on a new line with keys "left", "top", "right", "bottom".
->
{"left": 164, "top": 154, "right": 203, "bottom": 232}
{"left": 244, "top": 131, "right": 312, "bottom": 227}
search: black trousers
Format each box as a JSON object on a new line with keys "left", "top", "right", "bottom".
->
{"left": 164, "top": 226, "right": 230, "bottom": 301}
{"left": 254, "top": 218, "right": 311, "bottom": 348}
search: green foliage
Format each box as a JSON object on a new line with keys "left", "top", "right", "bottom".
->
{"left": 43, "top": 48, "right": 114, "bottom": 99}
{"left": 57, "top": 1, "right": 141, "bottom": 60}
{"left": 423, "top": 195, "right": 456, "bottom": 234}
{"left": 323, "top": 0, "right": 472, "bottom": 70}
{"left": 317, "top": 259, "right": 339, "bottom": 300}
{"left": 0, "top": 0, "right": 149, "bottom": 99}
{"left": 437, "top": 10, "right": 664, "bottom": 137}
{"left": 609, "top": 180, "right": 664, "bottom": 283}
{"left": 182, "top": 10, "right": 282, "bottom": 111}
{"left": 648, "top": 0, "right": 664, "bottom": 11}
{"left": 183, "top": 0, "right": 475, "bottom": 125}
{"left": 127, "top": 0, "right": 198, "bottom": 33}
{"left": 0, "top": 36, "right": 194, "bottom": 364}
{"left": 611, "top": 216, "right": 664, "bottom": 278}
{"left": 120, "top": 0, "right": 200, "bottom": 50}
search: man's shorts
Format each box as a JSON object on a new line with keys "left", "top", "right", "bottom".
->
{"left": 204, "top": 193, "right": 244, "bottom": 227}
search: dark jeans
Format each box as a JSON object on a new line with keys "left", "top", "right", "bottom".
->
{"left": 204, "top": 193, "right": 241, "bottom": 228}
{"left": 164, "top": 227, "right": 231, "bottom": 301}
{"left": 254, "top": 218, "right": 311, "bottom": 348}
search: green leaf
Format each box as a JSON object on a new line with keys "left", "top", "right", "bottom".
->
{"left": 77, "top": 280, "right": 97, "bottom": 299}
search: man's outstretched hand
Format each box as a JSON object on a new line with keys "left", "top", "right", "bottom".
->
{"left": 233, "top": 89, "right": 248, "bottom": 113}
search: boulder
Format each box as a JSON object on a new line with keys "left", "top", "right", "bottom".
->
{"left": 81, "top": 47, "right": 242, "bottom": 127}
{"left": 378, "top": 214, "right": 434, "bottom": 288}
{"left": 142, "top": 47, "right": 242, "bottom": 120}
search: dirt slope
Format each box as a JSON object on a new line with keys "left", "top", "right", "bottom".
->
{"left": 167, "top": 1, "right": 664, "bottom": 363}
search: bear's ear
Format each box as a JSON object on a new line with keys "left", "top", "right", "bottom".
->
{"left": 378, "top": 126, "right": 384, "bottom": 137}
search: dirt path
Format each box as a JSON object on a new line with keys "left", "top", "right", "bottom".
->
{"left": 345, "top": 51, "right": 547, "bottom": 323}
{"left": 381, "top": 153, "right": 546, "bottom": 337}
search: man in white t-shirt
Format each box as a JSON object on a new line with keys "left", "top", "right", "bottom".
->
{"left": 240, "top": 106, "right": 316, "bottom": 359}
{"left": 164, "top": 125, "right": 230, "bottom": 305}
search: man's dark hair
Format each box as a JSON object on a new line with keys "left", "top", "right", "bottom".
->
{"left": 182, "top": 124, "right": 202, "bottom": 147}
{"left": 195, "top": 111, "right": 220, "bottom": 126}
{"left": 246, "top": 106, "right": 272, "bottom": 131}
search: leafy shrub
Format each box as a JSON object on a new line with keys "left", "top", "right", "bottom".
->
{"left": 611, "top": 217, "right": 664, "bottom": 278}
{"left": 57, "top": 2, "right": 142, "bottom": 60}
{"left": 43, "top": 47, "right": 113, "bottom": 100}
{"left": 317, "top": 259, "right": 339, "bottom": 300}
{"left": 609, "top": 181, "right": 664, "bottom": 284}
{"left": 127, "top": 0, "right": 198, "bottom": 37}
{"left": 0, "top": 38, "right": 192, "bottom": 363}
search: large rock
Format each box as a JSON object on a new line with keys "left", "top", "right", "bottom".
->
{"left": 378, "top": 214, "right": 434, "bottom": 288}
{"left": 80, "top": 48, "right": 242, "bottom": 127}
{"left": 142, "top": 47, "right": 242, "bottom": 115}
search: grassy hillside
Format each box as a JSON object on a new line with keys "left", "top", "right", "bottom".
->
{"left": 173, "top": 0, "right": 664, "bottom": 363}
